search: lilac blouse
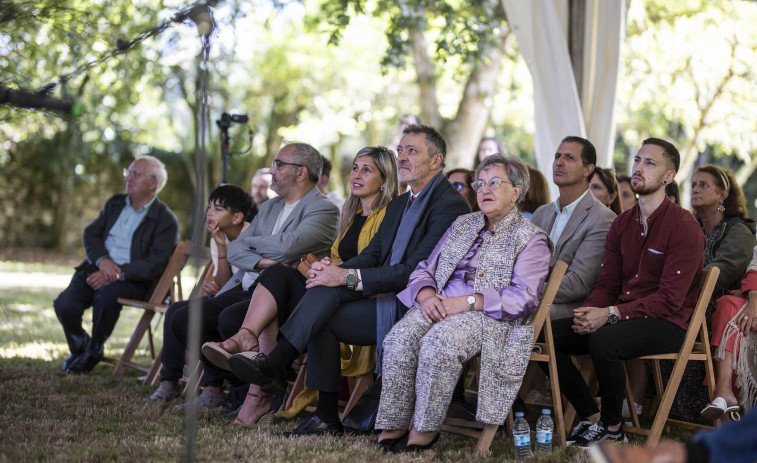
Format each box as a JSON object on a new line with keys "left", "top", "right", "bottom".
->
{"left": 396, "top": 226, "right": 551, "bottom": 321}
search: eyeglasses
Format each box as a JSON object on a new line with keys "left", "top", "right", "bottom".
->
{"left": 272, "top": 159, "right": 304, "bottom": 170}
{"left": 123, "top": 169, "right": 146, "bottom": 179}
{"left": 451, "top": 182, "right": 467, "bottom": 192}
{"left": 471, "top": 178, "right": 513, "bottom": 192}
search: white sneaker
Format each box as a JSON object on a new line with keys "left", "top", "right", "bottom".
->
{"left": 175, "top": 387, "right": 226, "bottom": 410}
{"left": 143, "top": 382, "right": 180, "bottom": 402}
{"left": 621, "top": 400, "right": 643, "bottom": 417}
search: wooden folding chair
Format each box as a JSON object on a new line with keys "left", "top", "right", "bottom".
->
{"left": 622, "top": 266, "right": 720, "bottom": 445}
{"left": 279, "top": 346, "right": 375, "bottom": 420}
{"left": 143, "top": 256, "right": 214, "bottom": 387}
{"left": 441, "top": 260, "right": 568, "bottom": 458}
{"left": 104, "top": 240, "right": 190, "bottom": 375}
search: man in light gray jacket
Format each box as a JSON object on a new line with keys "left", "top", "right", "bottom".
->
{"left": 144, "top": 143, "right": 339, "bottom": 408}
{"left": 531, "top": 136, "right": 616, "bottom": 320}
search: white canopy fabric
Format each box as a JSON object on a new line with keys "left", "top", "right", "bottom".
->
{"left": 503, "top": 0, "right": 626, "bottom": 196}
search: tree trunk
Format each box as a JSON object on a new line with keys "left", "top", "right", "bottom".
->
{"left": 444, "top": 26, "right": 512, "bottom": 169}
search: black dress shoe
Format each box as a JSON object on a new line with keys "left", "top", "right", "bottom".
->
{"left": 62, "top": 352, "right": 82, "bottom": 372}
{"left": 377, "top": 431, "right": 409, "bottom": 451}
{"left": 67, "top": 350, "right": 103, "bottom": 374}
{"left": 390, "top": 432, "right": 440, "bottom": 453}
{"left": 283, "top": 414, "right": 344, "bottom": 437}
{"left": 228, "top": 352, "right": 288, "bottom": 396}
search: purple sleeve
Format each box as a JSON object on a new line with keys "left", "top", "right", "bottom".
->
{"left": 396, "top": 227, "right": 453, "bottom": 308}
{"left": 482, "top": 234, "right": 551, "bottom": 321}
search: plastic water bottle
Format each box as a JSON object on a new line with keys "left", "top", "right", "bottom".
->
{"left": 513, "top": 411, "right": 533, "bottom": 459}
{"left": 535, "top": 409, "right": 554, "bottom": 453}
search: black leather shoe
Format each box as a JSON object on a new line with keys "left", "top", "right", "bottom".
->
{"left": 62, "top": 352, "right": 82, "bottom": 372}
{"left": 228, "top": 352, "right": 288, "bottom": 396}
{"left": 67, "top": 350, "right": 103, "bottom": 374}
{"left": 390, "top": 432, "right": 440, "bottom": 453}
{"left": 283, "top": 414, "right": 344, "bottom": 437}
{"left": 68, "top": 341, "right": 103, "bottom": 374}
{"left": 377, "top": 431, "right": 409, "bottom": 451}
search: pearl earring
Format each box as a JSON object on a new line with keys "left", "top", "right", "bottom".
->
{"left": 718, "top": 201, "right": 725, "bottom": 213}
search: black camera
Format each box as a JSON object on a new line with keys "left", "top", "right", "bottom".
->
{"left": 217, "top": 112, "right": 249, "bottom": 129}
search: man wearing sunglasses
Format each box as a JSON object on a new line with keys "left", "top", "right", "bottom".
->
{"left": 55, "top": 155, "right": 180, "bottom": 374}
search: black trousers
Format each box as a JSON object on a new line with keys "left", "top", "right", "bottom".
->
{"left": 279, "top": 285, "right": 377, "bottom": 392}
{"left": 551, "top": 317, "right": 686, "bottom": 426}
{"left": 54, "top": 268, "right": 150, "bottom": 352}
{"left": 166, "top": 284, "right": 251, "bottom": 387}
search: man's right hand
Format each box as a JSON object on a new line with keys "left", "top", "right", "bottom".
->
{"left": 86, "top": 271, "right": 109, "bottom": 290}
{"left": 98, "top": 257, "right": 122, "bottom": 283}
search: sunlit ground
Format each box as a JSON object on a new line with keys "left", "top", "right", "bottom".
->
{"left": 0, "top": 261, "right": 200, "bottom": 363}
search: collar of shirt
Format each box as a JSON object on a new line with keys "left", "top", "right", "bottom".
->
{"left": 125, "top": 194, "right": 157, "bottom": 213}
{"left": 552, "top": 188, "right": 589, "bottom": 216}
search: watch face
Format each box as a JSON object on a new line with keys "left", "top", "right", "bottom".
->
{"left": 345, "top": 274, "right": 357, "bottom": 285}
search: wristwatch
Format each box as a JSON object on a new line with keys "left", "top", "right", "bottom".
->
{"left": 467, "top": 295, "right": 476, "bottom": 311}
{"left": 345, "top": 269, "right": 358, "bottom": 290}
{"left": 607, "top": 306, "right": 619, "bottom": 324}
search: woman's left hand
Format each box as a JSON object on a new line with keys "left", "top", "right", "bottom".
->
{"left": 437, "top": 295, "right": 470, "bottom": 318}
{"left": 741, "top": 292, "right": 757, "bottom": 336}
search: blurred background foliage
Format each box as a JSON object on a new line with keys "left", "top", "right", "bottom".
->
{"left": 1, "top": 0, "right": 756, "bottom": 251}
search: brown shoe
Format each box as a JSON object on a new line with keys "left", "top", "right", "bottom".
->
{"left": 202, "top": 327, "right": 259, "bottom": 371}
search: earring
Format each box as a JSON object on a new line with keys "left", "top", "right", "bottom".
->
{"left": 663, "top": 180, "right": 667, "bottom": 184}
{"left": 718, "top": 201, "right": 725, "bottom": 213}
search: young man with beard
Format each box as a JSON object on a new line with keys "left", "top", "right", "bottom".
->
{"left": 550, "top": 138, "right": 705, "bottom": 447}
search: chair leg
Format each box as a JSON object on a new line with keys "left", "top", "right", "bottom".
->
{"left": 113, "top": 311, "right": 155, "bottom": 375}
{"left": 284, "top": 361, "right": 308, "bottom": 412}
{"left": 144, "top": 347, "right": 163, "bottom": 386}
{"left": 623, "top": 362, "right": 641, "bottom": 428}
{"left": 340, "top": 373, "right": 373, "bottom": 420}
{"left": 473, "top": 424, "right": 499, "bottom": 458}
{"left": 183, "top": 361, "right": 204, "bottom": 397}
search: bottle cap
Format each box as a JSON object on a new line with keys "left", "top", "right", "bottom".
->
{"left": 542, "top": 409, "right": 551, "bottom": 415}
{"left": 514, "top": 411, "right": 524, "bottom": 417}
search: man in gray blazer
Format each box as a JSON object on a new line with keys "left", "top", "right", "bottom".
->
{"left": 144, "top": 143, "right": 339, "bottom": 407}
{"left": 531, "top": 136, "right": 616, "bottom": 320}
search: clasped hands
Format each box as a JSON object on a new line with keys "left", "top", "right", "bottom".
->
{"left": 305, "top": 257, "right": 349, "bottom": 289}
{"left": 572, "top": 306, "right": 610, "bottom": 335}
{"left": 87, "top": 257, "right": 122, "bottom": 290}
{"left": 417, "top": 287, "right": 470, "bottom": 324}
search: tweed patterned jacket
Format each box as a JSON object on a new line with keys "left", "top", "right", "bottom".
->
{"left": 432, "top": 209, "right": 551, "bottom": 422}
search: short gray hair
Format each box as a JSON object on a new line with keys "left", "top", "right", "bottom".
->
{"left": 474, "top": 154, "right": 530, "bottom": 204}
{"left": 286, "top": 142, "right": 322, "bottom": 184}
{"left": 136, "top": 155, "right": 168, "bottom": 193}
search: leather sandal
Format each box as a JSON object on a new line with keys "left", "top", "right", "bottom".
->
{"left": 202, "top": 327, "right": 259, "bottom": 371}
{"left": 226, "top": 391, "right": 273, "bottom": 430}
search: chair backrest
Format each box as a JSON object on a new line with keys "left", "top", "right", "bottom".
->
{"left": 531, "top": 260, "right": 568, "bottom": 345}
{"left": 682, "top": 265, "right": 720, "bottom": 349}
{"left": 145, "top": 240, "right": 190, "bottom": 306}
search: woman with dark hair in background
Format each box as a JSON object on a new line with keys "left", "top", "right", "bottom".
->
{"left": 589, "top": 167, "right": 623, "bottom": 215}
{"left": 665, "top": 180, "right": 680, "bottom": 205}
{"left": 616, "top": 174, "right": 637, "bottom": 212}
{"left": 446, "top": 168, "right": 478, "bottom": 211}
{"left": 519, "top": 166, "right": 550, "bottom": 219}
{"left": 472, "top": 137, "right": 506, "bottom": 170}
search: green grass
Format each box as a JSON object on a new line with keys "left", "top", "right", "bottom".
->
{"left": 0, "top": 260, "right": 688, "bottom": 462}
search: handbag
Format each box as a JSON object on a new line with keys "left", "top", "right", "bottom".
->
{"left": 296, "top": 253, "right": 319, "bottom": 278}
{"left": 341, "top": 375, "right": 382, "bottom": 434}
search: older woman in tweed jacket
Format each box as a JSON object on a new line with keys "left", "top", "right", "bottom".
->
{"left": 375, "top": 155, "right": 552, "bottom": 452}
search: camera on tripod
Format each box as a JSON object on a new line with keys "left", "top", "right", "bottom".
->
{"left": 216, "top": 112, "right": 249, "bottom": 130}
